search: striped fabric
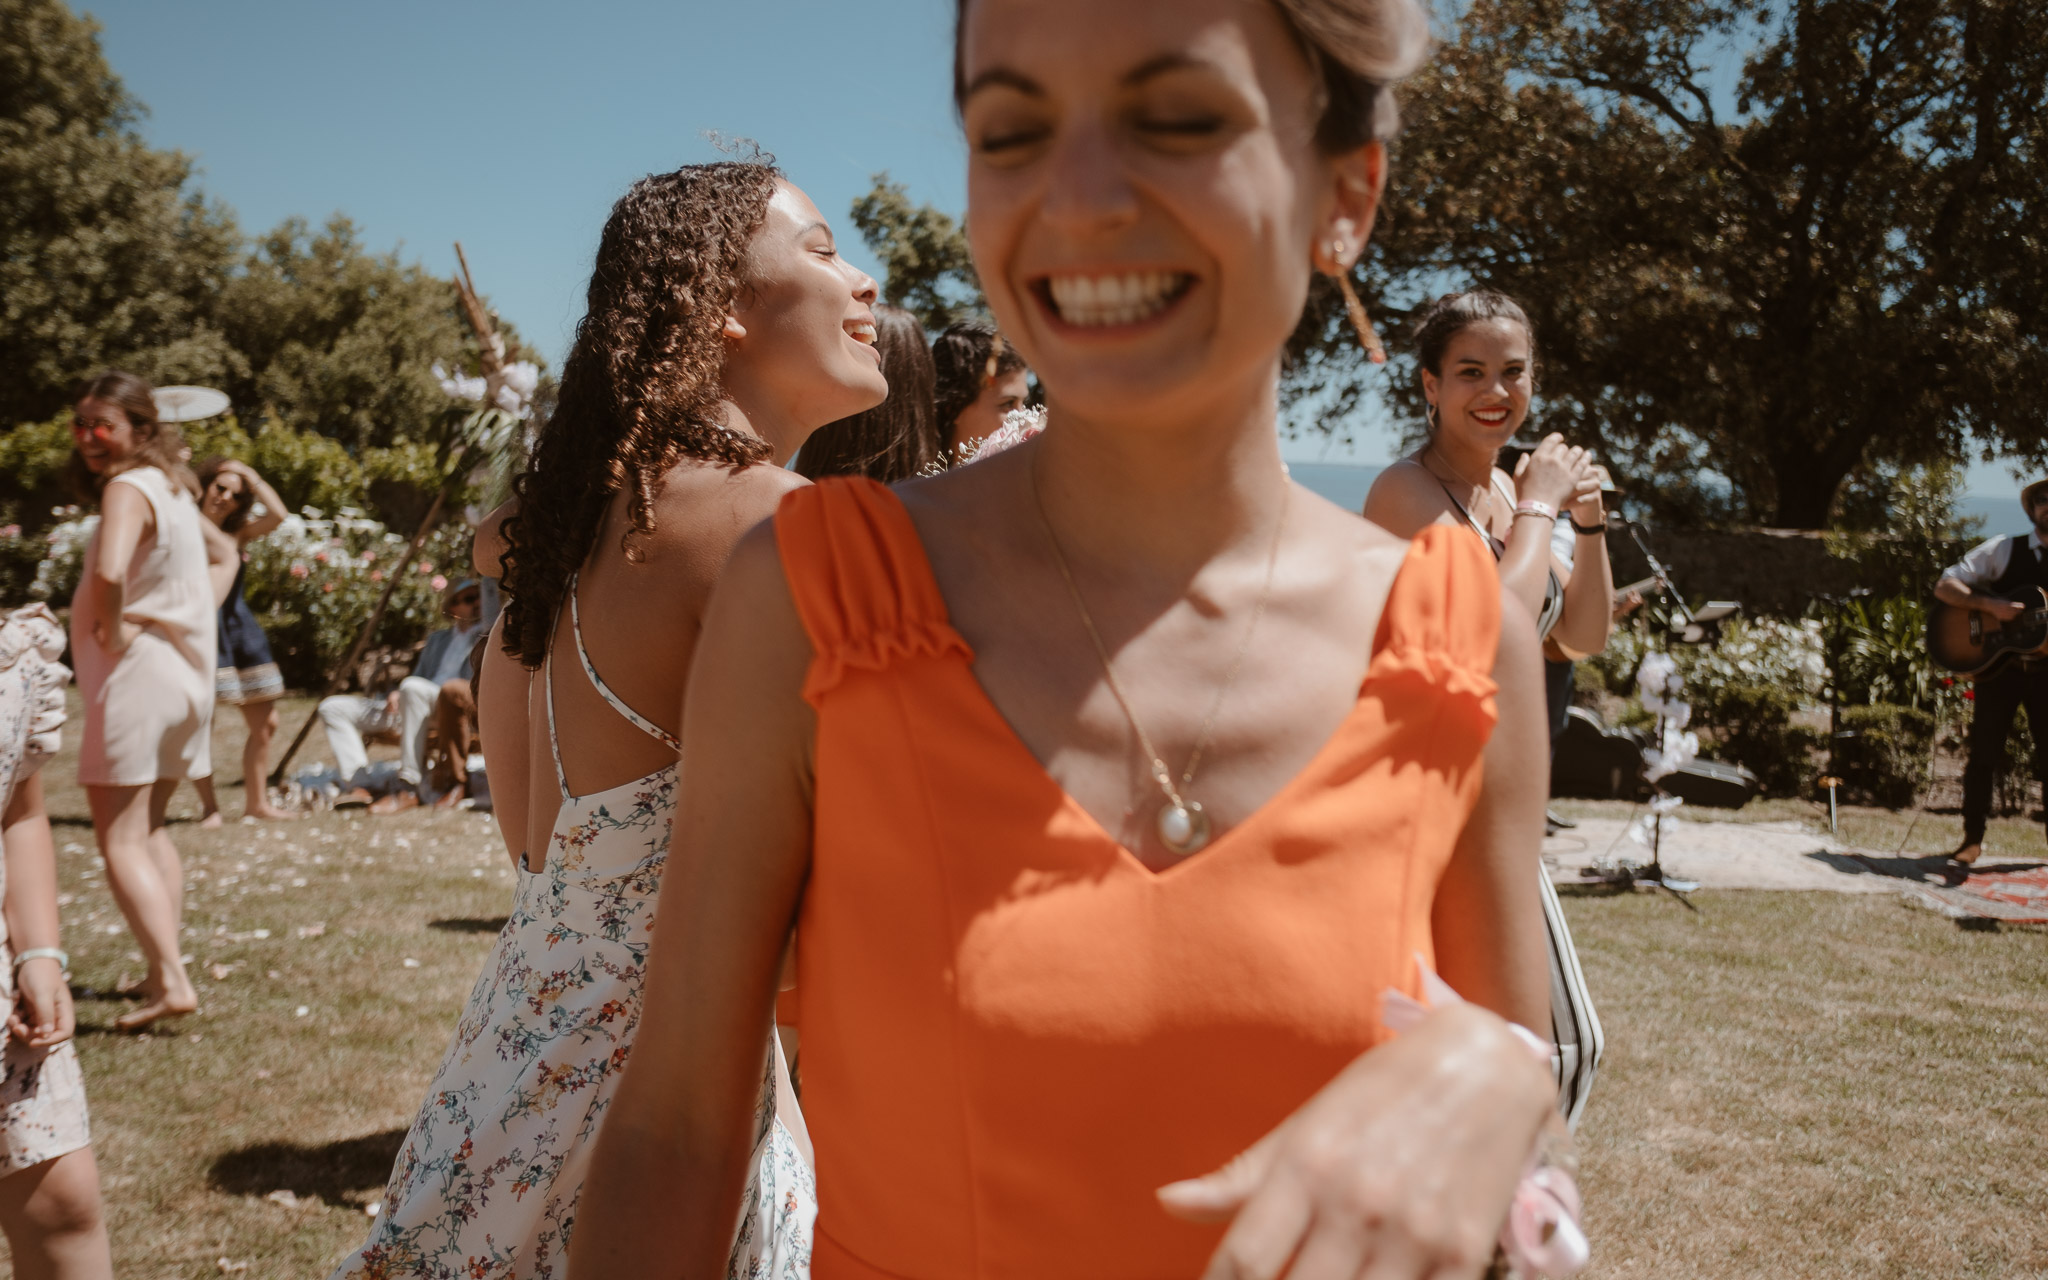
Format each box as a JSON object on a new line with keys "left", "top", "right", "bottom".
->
{"left": 1539, "top": 870, "right": 1604, "bottom": 1128}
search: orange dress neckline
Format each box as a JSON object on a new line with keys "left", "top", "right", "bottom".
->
{"left": 776, "top": 477, "right": 1503, "bottom": 1279}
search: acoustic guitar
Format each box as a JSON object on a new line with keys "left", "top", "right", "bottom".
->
{"left": 1926, "top": 585, "right": 2048, "bottom": 678}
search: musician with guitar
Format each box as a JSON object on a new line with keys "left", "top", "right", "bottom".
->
{"left": 1930, "top": 476, "right": 2048, "bottom": 866}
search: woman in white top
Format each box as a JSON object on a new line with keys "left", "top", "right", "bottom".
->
{"left": 66, "top": 371, "right": 227, "bottom": 1033}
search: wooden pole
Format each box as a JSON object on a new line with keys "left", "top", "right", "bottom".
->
{"left": 270, "top": 245, "right": 505, "bottom": 791}
{"left": 268, "top": 491, "right": 448, "bottom": 788}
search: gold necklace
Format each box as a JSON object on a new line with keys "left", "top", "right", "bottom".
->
{"left": 1029, "top": 457, "right": 1290, "bottom": 856}
{"left": 1423, "top": 443, "right": 1492, "bottom": 519}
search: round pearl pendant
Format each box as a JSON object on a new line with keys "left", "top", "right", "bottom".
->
{"left": 1156, "top": 799, "right": 1212, "bottom": 856}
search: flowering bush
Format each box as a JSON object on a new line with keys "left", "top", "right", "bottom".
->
{"left": 242, "top": 509, "right": 473, "bottom": 688}
{"left": 19, "top": 500, "right": 470, "bottom": 689}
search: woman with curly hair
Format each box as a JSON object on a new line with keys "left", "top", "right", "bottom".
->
{"left": 931, "top": 318, "right": 1029, "bottom": 459}
{"left": 331, "top": 161, "right": 885, "bottom": 1280}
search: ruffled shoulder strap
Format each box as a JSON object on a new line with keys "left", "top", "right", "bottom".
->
{"left": 775, "top": 478, "right": 972, "bottom": 705}
{"left": 1368, "top": 524, "right": 1502, "bottom": 733}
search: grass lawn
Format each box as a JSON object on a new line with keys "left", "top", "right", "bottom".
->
{"left": 1, "top": 696, "right": 2043, "bottom": 1276}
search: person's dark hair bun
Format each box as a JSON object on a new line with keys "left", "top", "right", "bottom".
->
{"left": 1412, "top": 288, "right": 1537, "bottom": 379}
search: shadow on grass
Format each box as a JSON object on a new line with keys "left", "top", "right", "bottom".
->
{"left": 1553, "top": 881, "right": 1634, "bottom": 898}
{"left": 429, "top": 917, "right": 508, "bottom": 934}
{"left": 209, "top": 1128, "right": 407, "bottom": 1207}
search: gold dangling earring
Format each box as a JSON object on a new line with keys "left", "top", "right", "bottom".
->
{"left": 1425, "top": 400, "right": 1438, "bottom": 433}
{"left": 1337, "top": 274, "right": 1387, "bottom": 366}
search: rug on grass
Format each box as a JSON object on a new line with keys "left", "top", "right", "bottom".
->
{"left": 1871, "top": 859, "right": 2048, "bottom": 924}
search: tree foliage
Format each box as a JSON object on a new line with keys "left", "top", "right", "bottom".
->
{"left": 849, "top": 173, "right": 984, "bottom": 330}
{"left": 0, "top": 0, "right": 541, "bottom": 448}
{"left": 1290, "top": 0, "right": 2048, "bottom": 528}
{"left": 0, "top": 0, "right": 242, "bottom": 424}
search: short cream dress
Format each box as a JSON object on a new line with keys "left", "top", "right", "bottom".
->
{"left": 0, "top": 604, "right": 92, "bottom": 1174}
{"left": 70, "top": 466, "right": 217, "bottom": 786}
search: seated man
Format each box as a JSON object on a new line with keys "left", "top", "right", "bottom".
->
{"left": 319, "top": 579, "right": 484, "bottom": 813}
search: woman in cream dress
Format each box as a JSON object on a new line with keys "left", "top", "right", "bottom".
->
{"left": 66, "top": 371, "right": 225, "bottom": 1033}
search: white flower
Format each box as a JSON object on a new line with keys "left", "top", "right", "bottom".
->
{"left": 500, "top": 360, "right": 540, "bottom": 398}
{"left": 433, "top": 362, "right": 488, "bottom": 403}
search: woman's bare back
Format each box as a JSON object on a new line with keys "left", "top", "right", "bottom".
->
{"left": 479, "top": 460, "right": 805, "bottom": 869}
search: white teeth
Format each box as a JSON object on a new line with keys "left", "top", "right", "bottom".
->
{"left": 1046, "top": 271, "right": 1187, "bottom": 327}
{"left": 846, "top": 321, "right": 876, "bottom": 344}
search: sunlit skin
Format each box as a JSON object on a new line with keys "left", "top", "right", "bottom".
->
{"left": 192, "top": 461, "right": 297, "bottom": 823}
{"left": 69, "top": 397, "right": 134, "bottom": 474}
{"left": 947, "top": 367, "right": 1030, "bottom": 454}
{"left": 1366, "top": 317, "right": 1615, "bottom": 660}
{"left": 471, "top": 179, "right": 883, "bottom": 886}
{"left": 0, "top": 773, "right": 114, "bottom": 1279}
{"left": 568, "top": 3, "right": 1556, "bottom": 1278}
{"left": 72, "top": 395, "right": 233, "bottom": 1033}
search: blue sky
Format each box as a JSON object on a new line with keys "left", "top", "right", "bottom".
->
{"left": 82, "top": 0, "right": 2027, "bottom": 500}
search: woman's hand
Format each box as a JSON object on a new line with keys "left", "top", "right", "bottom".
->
{"left": 1512, "top": 434, "right": 1599, "bottom": 512}
{"left": 1159, "top": 1003, "right": 1554, "bottom": 1280}
{"left": 9, "top": 956, "right": 75, "bottom": 1048}
{"left": 93, "top": 617, "right": 139, "bottom": 656}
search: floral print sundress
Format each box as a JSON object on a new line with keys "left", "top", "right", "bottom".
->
{"left": 333, "top": 586, "right": 814, "bottom": 1279}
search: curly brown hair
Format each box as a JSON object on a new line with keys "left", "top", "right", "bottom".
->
{"left": 499, "top": 161, "right": 782, "bottom": 668}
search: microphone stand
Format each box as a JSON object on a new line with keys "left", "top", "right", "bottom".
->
{"left": 1610, "top": 518, "right": 1700, "bottom": 904}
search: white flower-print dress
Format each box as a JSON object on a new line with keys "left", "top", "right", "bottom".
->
{"left": 332, "top": 589, "right": 814, "bottom": 1279}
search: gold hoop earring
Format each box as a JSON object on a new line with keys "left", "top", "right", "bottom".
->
{"left": 1425, "top": 400, "right": 1438, "bottom": 433}
{"left": 1334, "top": 269, "right": 1387, "bottom": 366}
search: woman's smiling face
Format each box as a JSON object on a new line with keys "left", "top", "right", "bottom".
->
{"left": 71, "top": 396, "right": 139, "bottom": 473}
{"left": 958, "top": 0, "right": 1375, "bottom": 428}
{"left": 1422, "top": 317, "right": 1534, "bottom": 452}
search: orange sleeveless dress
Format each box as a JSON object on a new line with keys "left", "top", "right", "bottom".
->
{"left": 776, "top": 478, "right": 1501, "bottom": 1279}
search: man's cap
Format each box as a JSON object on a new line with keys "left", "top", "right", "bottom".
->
{"left": 2025, "top": 479, "right": 2048, "bottom": 515}
{"left": 442, "top": 577, "right": 482, "bottom": 607}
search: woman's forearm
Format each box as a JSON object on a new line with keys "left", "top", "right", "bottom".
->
{"left": 573, "top": 1113, "right": 762, "bottom": 1278}
{"left": 1495, "top": 518, "right": 1555, "bottom": 626}
{"left": 3, "top": 777, "right": 62, "bottom": 954}
{"left": 1552, "top": 530, "right": 1615, "bottom": 658}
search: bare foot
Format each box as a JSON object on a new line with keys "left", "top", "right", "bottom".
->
{"left": 370, "top": 790, "right": 421, "bottom": 816}
{"left": 1951, "top": 842, "right": 1983, "bottom": 867}
{"left": 115, "top": 982, "right": 198, "bottom": 1032}
{"left": 200, "top": 810, "right": 224, "bottom": 830}
{"left": 432, "top": 786, "right": 467, "bottom": 812}
{"left": 246, "top": 805, "right": 302, "bottom": 821}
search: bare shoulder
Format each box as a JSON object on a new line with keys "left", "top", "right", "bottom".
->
{"left": 637, "top": 460, "right": 808, "bottom": 562}
{"left": 1362, "top": 457, "right": 1450, "bottom": 538}
{"left": 1296, "top": 482, "right": 1413, "bottom": 587}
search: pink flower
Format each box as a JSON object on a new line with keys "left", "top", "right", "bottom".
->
{"left": 430, "top": 574, "right": 449, "bottom": 591}
{"left": 369, "top": 570, "right": 384, "bottom": 583}
{"left": 417, "top": 561, "right": 434, "bottom": 574}
{"left": 0, "top": 525, "right": 20, "bottom": 539}
{"left": 314, "top": 550, "right": 329, "bottom": 564}
{"left": 361, "top": 550, "right": 377, "bottom": 564}
{"left": 290, "top": 564, "right": 309, "bottom": 579}
{"left": 322, "top": 582, "right": 336, "bottom": 593}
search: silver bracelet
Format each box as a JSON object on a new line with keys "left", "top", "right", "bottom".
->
{"left": 12, "top": 947, "right": 68, "bottom": 975}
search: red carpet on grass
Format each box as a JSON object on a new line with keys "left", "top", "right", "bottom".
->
{"left": 1900, "top": 863, "right": 2048, "bottom": 924}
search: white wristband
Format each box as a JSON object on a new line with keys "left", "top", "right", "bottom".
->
{"left": 12, "top": 947, "right": 68, "bottom": 975}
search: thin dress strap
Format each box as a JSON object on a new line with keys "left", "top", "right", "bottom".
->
{"left": 1405, "top": 457, "right": 1503, "bottom": 556}
{"left": 569, "top": 575, "right": 682, "bottom": 751}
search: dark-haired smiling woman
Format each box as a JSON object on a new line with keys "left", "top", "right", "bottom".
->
{"left": 331, "top": 164, "right": 885, "bottom": 1279}
{"left": 575, "top": 0, "right": 1565, "bottom": 1276}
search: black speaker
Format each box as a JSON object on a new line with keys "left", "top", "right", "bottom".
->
{"left": 1551, "top": 707, "right": 1648, "bottom": 800}
{"left": 1657, "top": 757, "right": 1761, "bottom": 809}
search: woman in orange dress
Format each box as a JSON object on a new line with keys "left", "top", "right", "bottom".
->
{"left": 576, "top": 0, "right": 1562, "bottom": 1275}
